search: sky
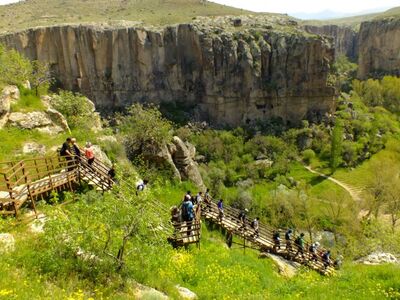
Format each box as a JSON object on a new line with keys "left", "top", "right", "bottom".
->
{"left": 211, "top": 0, "right": 400, "bottom": 14}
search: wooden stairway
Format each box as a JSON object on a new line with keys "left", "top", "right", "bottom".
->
{"left": 0, "top": 154, "right": 114, "bottom": 216}
{"left": 202, "top": 201, "right": 335, "bottom": 275}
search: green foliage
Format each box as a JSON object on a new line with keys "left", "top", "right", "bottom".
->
{"left": 0, "top": 44, "right": 32, "bottom": 87}
{"left": 10, "top": 87, "right": 46, "bottom": 112}
{"left": 353, "top": 76, "right": 400, "bottom": 113}
{"left": 120, "top": 103, "right": 173, "bottom": 161}
{"left": 50, "top": 90, "right": 96, "bottom": 130}
{"left": 330, "top": 120, "right": 344, "bottom": 172}
{"left": 0, "top": 44, "right": 51, "bottom": 94}
{"left": 302, "top": 149, "right": 316, "bottom": 165}
{"left": 330, "top": 55, "right": 358, "bottom": 92}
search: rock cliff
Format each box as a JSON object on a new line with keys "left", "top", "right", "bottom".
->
{"left": 303, "top": 25, "right": 358, "bottom": 60}
{"left": 0, "top": 17, "right": 336, "bottom": 126}
{"left": 357, "top": 17, "right": 400, "bottom": 79}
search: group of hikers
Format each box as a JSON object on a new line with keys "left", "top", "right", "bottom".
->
{"left": 172, "top": 189, "right": 338, "bottom": 270}
{"left": 59, "top": 137, "right": 97, "bottom": 169}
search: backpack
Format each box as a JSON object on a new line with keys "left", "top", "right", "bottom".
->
{"left": 273, "top": 232, "right": 280, "bottom": 240}
{"left": 181, "top": 202, "right": 189, "bottom": 219}
{"left": 285, "top": 232, "right": 291, "bottom": 240}
{"left": 250, "top": 220, "right": 255, "bottom": 228}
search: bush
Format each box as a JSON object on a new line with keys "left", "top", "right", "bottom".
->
{"left": 302, "top": 149, "right": 316, "bottom": 165}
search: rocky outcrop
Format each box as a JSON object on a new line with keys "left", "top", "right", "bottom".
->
{"left": 8, "top": 111, "right": 64, "bottom": 134}
{"left": 0, "top": 85, "right": 19, "bottom": 128}
{"left": 0, "top": 19, "right": 336, "bottom": 126}
{"left": 259, "top": 252, "right": 299, "bottom": 278}
{"left": 304, "top": 25, "right": 358, "bottom": 60}
{"left": 170, "top": 137, "right": 205, "bottom": 188}
{"left": 176, "top": 286, "right": 197, "bottom": 299}
{"left": 357, "top": 18, "right": 400, "bottom": 79}
{"left": 22, "top": 142, "right": 46, "bottom": 155}
{"left": 357, "top": 252, "right": 398, "bottom": 265}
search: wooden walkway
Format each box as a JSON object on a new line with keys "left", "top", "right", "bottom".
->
{"left": 202, "top": 201, "right": 335, "bottom": 275}
{"left": 0, "top": 154, "right": 113, "bottom": 216}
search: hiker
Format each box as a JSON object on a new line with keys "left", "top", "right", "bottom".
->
{"left": 238, "top": 208, "right": 248, "bottom": 229}
{"left": 217, "top": 199, "right": 224, "bottom": 221}
{"left": 170, "top": 206, "right": 181, "bottom": 223}
{"left": 251, "top": 217, "right": 260, "bottom": 238}
{"left": 108, "top": 164, "right": 116, "bottom": 179}
{"left": 309, "top": 242, "right": 320, "bottom": 262}
{"left": 334, "top": 255, "right": 343, "bottom": 270}
{"left": 226, "top": 231, "right": 233, "bottom": 248}
{"left": 70, "top": 138, "right": 81, "bottom": 167}
{"left": 285, "top": 229, "right": 293, "bottom": 252}
{"left": 136, "top": 179, "right": 148, "bottom": 195}
{"left": 183, "top": 191, "right": 192, "bottom": 203}
{"left": 60, "top": 137, "right": 74, "bottom": 170}
{"left": 204, "top": 188, "right": 211, "bottom": 204}
{"left": 294, "top": 233, "right": 306, "bottom": 260}
{"left": 322, "top": 250, "right": 331, "bottom": 269}
{"left": 193, "top": 191, "right": 203, "bottom": 205}
{"left": 181, "top": 196, "right": 194, "bottom": 222}
{"left": 84, "top": 142, "right": 94, "bottom": 166}
{"left": 84, "top": 142, "right": 95, "bottom": 166}
{"left": 273, "top": 230, "right": 281, "bottom": 251}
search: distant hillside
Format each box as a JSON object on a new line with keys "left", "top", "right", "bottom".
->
{"left": 0, "top": 0, "right": 254, "bottom": 33}
{"left": 302, "top": 6, "right": 400, "bottom": 28}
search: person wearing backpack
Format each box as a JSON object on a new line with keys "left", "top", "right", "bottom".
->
{"left": 273, "top": 230, "right": 281, "bottom": 252}
{"left": 181, "top": 197, "right": 194, "bottom": 222}
{"left": 309, "top": 242, "right": 320, "bottom": 262}
{"left": 285, "top": 229, "right": 293, "bottom": 253}
{"left": 294, "top": 233, "right": 306, "bottom": 260}
{"left": 322, "top": 250, "right": 331, "bottom": 269}
{"left": 217, "top": 199, "right": 224, "bottom": 221}
{"left": 193, "top": 191, "right": 203, "bottom": 205}
{"left": 60, "top": 137, "right": 74, "bottom": 170}
{"left": 136, "top": 179, "right": 148, "bottom": 195}
{"left": 251, "top": 217, "right": 260, "bottom": 238}
{"left": 238, "top": 208, "right": 248, "bottom": 230}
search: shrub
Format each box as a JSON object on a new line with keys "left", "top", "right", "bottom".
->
{"left": 302, "top": 149, "right": 316, "bottom": 165}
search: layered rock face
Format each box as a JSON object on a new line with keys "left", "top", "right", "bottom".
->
{"left": 304, "top": 25, "right": 358, "bottom": 60}
{"left": 0, "top": 20, "right": 336, "bottom": 126}
{"left": 357, "top": 18, "right": 400, "bottom": 79}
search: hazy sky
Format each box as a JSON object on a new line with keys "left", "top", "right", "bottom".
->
{"left": 0, "top": 0, "right": 399, "bottom": 14}
{"left": 212, "top": 0, "right": 400, "bottom": 14}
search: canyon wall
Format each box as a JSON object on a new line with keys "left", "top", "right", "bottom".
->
{"left": 357, "top": 18, "right": 400, "bottom": 79}
{"left": 0, "top": 22, "right": 336, "bottom": 126}
{"left": 304, "top": 25, "right": 358, "bottom": 60}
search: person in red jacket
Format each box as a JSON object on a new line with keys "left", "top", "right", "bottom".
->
{"left": 84, "top": 142, "right": 95, "bottom": 166}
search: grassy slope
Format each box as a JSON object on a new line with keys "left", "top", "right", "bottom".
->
{"left": 302, "top": 6, "right": 400, "bottom": 28}
{"left": 1, "top": 212, "right": 399, "bottom": 299}
{"left": 0, "top": 0, "right": 253, "bottom": 33}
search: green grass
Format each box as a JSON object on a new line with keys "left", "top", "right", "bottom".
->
{"left": 0, "top": 0, "right": 254, "bottom": 33}
{"left": 10, "top": 88, "right": 46, "bottom": 113}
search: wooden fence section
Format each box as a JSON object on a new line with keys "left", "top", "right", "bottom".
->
{"left": 202, "top": 201, "right": 335, "bottom": 275}
{"left": 0, "top": 154, "right": 113, "bottom": 217}
{"left": 169, "top": 205, "right": 202, "bottom": 247}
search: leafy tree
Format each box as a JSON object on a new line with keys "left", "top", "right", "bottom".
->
{"left": 30, "top": 60, "right": 52, "bottom": 96}
{"left": 50, "top": 90, "right": 96, "bottom": 130}
{"left": 120, "top": 103, "right": 173, "bottom": 161}
{"left": 0, "top": 44, "right": 32, "bottom": 86}
{"left": 330, "top": 120, "right": 343, "bottom": 172}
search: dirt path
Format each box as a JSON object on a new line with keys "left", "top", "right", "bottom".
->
{"left": 305, "top": 166, "right": 363, "bottom": 202}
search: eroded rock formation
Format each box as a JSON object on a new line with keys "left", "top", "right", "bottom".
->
{"left": 0, "top": 18, "right": 336, "bottom": 126}
{"left": 304, "top": 25, "right": 358, "bottom": 60}
{"left": 357, "top": 18, "right": 400, "bottom": 79}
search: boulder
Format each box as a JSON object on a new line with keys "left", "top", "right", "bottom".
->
{"left": 357, "top": 252, "right": 398, "bottom": 265}
{"left": 22, "top": 142, "right": 46, "bottom": 155}
{"left": 46, "top": 108, "right": 71, "bottom": 133}
{"left": 171, "top": 136, "right": 205, "bottom": 188}
{"left": 92, "top": 145, "right": 112, "bottom": 167}
{"left": 0, "top": 233, "right": 15, "bottom": 253}
{"left": 262, "top": 253, "right": 299, "bottom": 278}
{"left": 1, "top": 85, "right": 20, "bottom": 105}
{"left": 134, "top": 283, "right": 169, "bottom": 300}
{"left": 8, "top": 111, "right": 65, "bottom": 135}
{"left": 8, "top": 111, "right": 52, "bottom": 129}
{"left": 0, "top": 85, "right": 19, "bottom": 128}
{"left": 29, "top": 213, "right": 47, "bottom": 233}
{"left": 176, "top": 285, "right": 197, "bottom": 299}
{"left": 22, "top": 80, "right": 31, "bottom": 90}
